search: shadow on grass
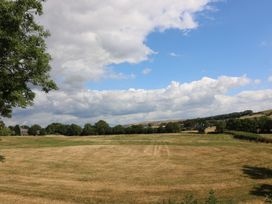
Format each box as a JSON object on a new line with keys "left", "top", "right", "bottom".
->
{"left": 242, "top": 166, "right": 272, "bottom": 198}
{"left": 0, "top": 155, "right": 5, "bottom": 162}
{"left": 250, "top": 184, "right": 272, "bottom": 197}
{"left": 242, "top": 165, "right": 272, "bottom": 179}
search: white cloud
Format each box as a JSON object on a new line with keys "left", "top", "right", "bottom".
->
{"left": 142, "top": 68, "right": 152, "bottom": 75}
{"left": 38, "top": 0, "right": 214, "bottom": 88}
{"left": 169, "top": 52, "right": 181, "bottom": 57}
{"left": 5, "top": 75, "right": 271, "bottom": 127}
{"left": 268, "top": 76, "right": 272, "bottom": 83}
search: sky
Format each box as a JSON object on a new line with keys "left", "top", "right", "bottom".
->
{"left": 5, "top": 0, "right": 272, "bottom": 126}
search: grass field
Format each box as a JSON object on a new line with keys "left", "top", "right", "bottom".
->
{"left": 0, "top": 133, "right": 272, "bottom": 204}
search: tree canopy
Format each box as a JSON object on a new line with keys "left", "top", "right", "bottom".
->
{"left": 0, "top": 0, "right": 57, "bottom": 118}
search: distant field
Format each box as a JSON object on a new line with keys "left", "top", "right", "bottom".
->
{"left": 0, "top": 133, "right": 272, "bottom": 204}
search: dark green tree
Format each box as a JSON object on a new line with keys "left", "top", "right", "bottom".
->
{"left": 112, "top": 125, "right": 125, "bottom": 134}
{"left": 14, "top": 125, "right": 21, "bottom": 135}
{"left": 67, "top": 124, "right": 82, "bottom": 136}
{"left": 0, "top": 0, "right": 57, "bottom": 118}
{"left": 95, "top": 120, "right": 110, "bottom": 135}
{"left": 196, "top": 121, "right": 208, "bottom": 134}
{"left": 165, "top": 122, "right": 181, "bottom": 133}
{"left": 215, "top": 121, "right": 226, "bottom": 133}
{"left": 82, "top": 123, "right": 96, "bottom": 136}
{"left": 28, "top": 124, "right": 42, "bottom": 135}
{"left": 39, "top": 128, "right": 47, "bottom": 135}
{"left": 46, "top": 123, "right": 69, "bottom": 135}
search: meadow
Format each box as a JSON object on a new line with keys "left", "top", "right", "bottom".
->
{"left": 0, "top": 133, "right": 271, "bottom": 204}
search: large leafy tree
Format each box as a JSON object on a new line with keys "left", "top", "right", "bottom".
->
{"left": 0, "top": 0, "right": 57, "bottom": 118}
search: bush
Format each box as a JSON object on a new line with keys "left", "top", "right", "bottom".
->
{"left": 158, "top": 190, "right": 222, "bottom": 204}
{"left": 0, "top": 127, "right": 12, "bottom": 136}
{"left": 205, "top": 190, "right": 217, "bottom": 204}
{"left": 226, "top": 131, "right": 272, "bottom": 143}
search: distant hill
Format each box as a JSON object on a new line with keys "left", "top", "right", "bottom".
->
{"left": 240, "top": 109, "right": 272, "bottom": 119}
{"left": 127, "top": 109, "right": 272, "bottom": 127}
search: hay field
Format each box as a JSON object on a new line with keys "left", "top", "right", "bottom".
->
{"left": 0, "top": 133, "right": 271, "bottom": 204}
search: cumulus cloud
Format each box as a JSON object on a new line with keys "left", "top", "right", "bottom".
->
{"left": 5, "top": 75, "right": 272, "bottom": 127}
{"left": 38, "top": 0, "right": 213, "bottom": 87}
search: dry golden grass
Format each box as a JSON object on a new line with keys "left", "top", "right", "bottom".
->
{"left": 0, "top": 133, "right": 272, "bottom": 204}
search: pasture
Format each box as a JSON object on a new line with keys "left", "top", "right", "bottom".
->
{"left": 0, "top": 133, "right": 271, "bottom": 204}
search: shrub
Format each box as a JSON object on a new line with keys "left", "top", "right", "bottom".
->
{"left": 226, "top": 131, "right": 272, "bottom": 143}
{"left": 205, "top": 190, "right": 217, "bottom": 204}
{"left": 0, "top": 127, "right": 12, "bottom": 136}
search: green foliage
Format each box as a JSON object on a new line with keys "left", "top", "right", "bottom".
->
{"left": 205, "top": 190, "right": 217, "bottom": 204}
{"left": 196, "top": 121, "right": 208, "bottom": 134}
{"left": 183, "top": 110, "right": 253, "bottom": 130}
{"left": 95, "top": 120, "right": 110, "bottom": 135}
{"left": 158, "top": 191, "right": 221, "bottom": 204}
{"left": 46, "top": 123, "right": 69, "bottom": 135}
{"left": 181, "top": 194, "right": 198, "bottom": 204}
{"left": 265, "top": 193, "right": 272, "bottom": 203}
{"left": 0, "top": 0, "right": 57, "bottom": 117}
{"left": 227, "top": 131, "right": 272, "bottom": 143}
{"left": 28, "top": 124, "right": 42, "bottom": 135}
{"left": 0, "top": 126, "right": 12, "bottom": 136}
{"left": 81, "top": 123, "right": 96, "bottom": 136}
{"left": 165, "top": 122, "right": 181, "bottom": 133}
{"left": 226, "top": 117, "right": 272, "bottom": 134}
{"left": 112, "top": 125, "right": 125, "bottom": 134}
{"left": 13, "top": 125, "right": 21, "bottom": 135}
{"left": 0, "top": 121, "right": 12, "bottom": 136}
{"left": 67, "top": 124, "right": 82, "bottom": 136}
{"left": 215, "top": 121, "right": 226, "bottom": 133}
{"left": 39, "top": 128, "right": 47, "bottom": 135}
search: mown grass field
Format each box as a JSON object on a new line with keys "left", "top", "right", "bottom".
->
{"left": 0, "top": 133, "right": 272, "bottom": 204}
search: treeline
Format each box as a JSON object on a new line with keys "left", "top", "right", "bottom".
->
{"left": 1, "top": 120, "right": 182, "bottom": 136}
{"left": 226, "top": 116, "right": 272, "bottom": 133}
{"left": 183, "top": 110, "right": 253, "bottom": 130}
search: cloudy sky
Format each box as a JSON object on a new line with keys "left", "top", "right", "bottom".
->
{"left": 5, "top": 0, "right": 272, "bottom": 126}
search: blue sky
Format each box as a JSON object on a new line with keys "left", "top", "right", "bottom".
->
{"left": 6, "top": 0, "right": 272, "bottom": 126}
{"left": 87, "top": 0, "right": 272, "bottom": 91}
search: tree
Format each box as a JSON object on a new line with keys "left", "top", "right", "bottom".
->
{"left": 95, "top": 120, "right": 110, "bottom": 135}
{"left": 215, "top": 121, "right": 226, "bottom": 133}
{"left": 46, "top": 123, "right": 69, "bottom": 135}
{"left": 196, "top": 121, "right": 208, "bottom": 134}
{"left": 67, "top": 124, "right": 82, "bottom": 136}
{"left": 165, "top": 122, "right": 181, "bottom": 133}
{"left": 0, "top": 0, "right": 57, "bottom": 118}
{"left": 82, "top": 123, "right": 96, "bottom": 136}
{"left": 0, "top": 121, "right": 11, "bottom": 136}
{"left": 14, "top": 125, "right": 21, "bottom": 135}
{"left": 28, "top": 124, "right": 42, "bottom": 135}
{"left": 112, "top": 125, "right": 125, "bottom": 134}
{"left": 39, "top": 128, "right": 47, "bottom": 135}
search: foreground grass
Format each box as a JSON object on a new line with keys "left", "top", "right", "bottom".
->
{"left": 0, "top": 133, "right": 272, "bottom": 204}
